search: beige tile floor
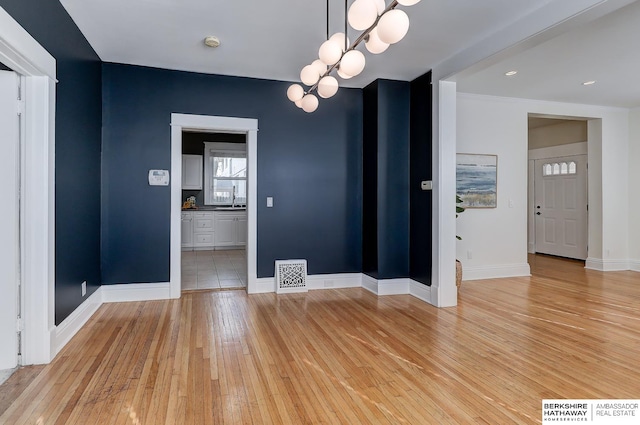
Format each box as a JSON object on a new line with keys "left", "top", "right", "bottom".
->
{"left": 181, "top": 249, "right": 247, "bottom": 290}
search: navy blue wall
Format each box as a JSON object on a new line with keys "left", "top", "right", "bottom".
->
{"left": 101, "top": 64, "right": 363, "bottom": 282}
{"left": 362, "top": 83, "right": 379, "bottom": 278}
{"left": 362, "top": 80, "right": 411, "bottom": 280}
{"left": 0, "top": 1, "right": 103, "bottom": 324}
{"left": 409, "top": 72, "right": 433, "bottom": 286}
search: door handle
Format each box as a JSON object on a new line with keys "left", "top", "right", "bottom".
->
{"left": 536, "top": 206, "right": 541, "bottom": 209}
{"left": 536, "top": 212, "right": 541, "bottom": 215}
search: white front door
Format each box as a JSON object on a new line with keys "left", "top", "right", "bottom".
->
{"left": 0, "top": 70, "right": 20, "bottom": 370}
{"left": 534, "top": 155, "right": 588, "bottom": 260}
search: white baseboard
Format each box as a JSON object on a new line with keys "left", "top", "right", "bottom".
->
{"left": 307, "top": 273, "right": 361, "bottom": 290}
{"left": 254, "top": 273, "right": 363, "bottom": 294}
{"left": 253, "top": 277, "right": 276, "bottom": 293}
{"left": 378, "top": 278, "right": 411, "bottom": 295}
{"left": 53, "top": 289, "right": 102, "bottom": 356}
{"left": 528, "top": 243, "right": 535, "bottom": 254}
{"left": 0, "top": 367, "right": 18, "bottom": 386}
{"left": 361, "top": 275, "right": 412, "bottom": 296}
{"left": 585, "top": 257, "right": 630, "bottom": 271}
{"left": 361, "top": 274, "right": 378, "bottom": 294}
{"left": 101, "top": 282, "right": 171, "bottom": 303}
{"left": 461, "top": 263, "right": 531, "bottom": 281}
{"left": 630, "top": 260, "right": 640, "bottom": 273}
{"left": 409, "top": 280, "right": 432, "bottom": 303}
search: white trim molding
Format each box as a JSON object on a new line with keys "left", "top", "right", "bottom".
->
{"left": 362, "top": 274, "right": 435, "bottom": 303}
{"left": 362, "top": 276, "right": 411, "bottom": 296}
{"left": 461, "top": 263, "right": 531, "bottom": 281}
{"left": 585, "top": 257, "right": 630, "bottom": 271}
{"left": 256, "top": 273, "right": 362, "bottom": 293}
{"left": 0, "top": 7, "right": 56, "bottom": 78}
{"left": 170, "top": 114, "right": 259, "bottom": 298}
{"left": 0, "top": 7, "right": 57, "bottom": 365}
{"left": 101, "top": 282, "right": 171, "bottom": 303}
{"left": 629, "top": 260, "right": 640, "bottom": 273}
{"left": 306, "top": 273, "right": 361, "bottom": 290}
{"left": 409, "top": 280, "right": 432, "bottom": 303}
{"left": 53, "top": 290, "right": 101, "bottom": 356}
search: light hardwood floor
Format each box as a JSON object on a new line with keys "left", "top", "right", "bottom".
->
{"left": 1, "top": 255, "right": 639, "bottom": 424}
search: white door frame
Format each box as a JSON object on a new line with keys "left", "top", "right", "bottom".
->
{"left": 0, "top": 7, "right": 57, "bottom": 364}
{"left": 170, "top": 114, "right": 258, "bottom": 297}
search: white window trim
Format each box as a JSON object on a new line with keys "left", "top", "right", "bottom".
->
{"left": 203, "top": 142, "right": 246, "bottom": 206}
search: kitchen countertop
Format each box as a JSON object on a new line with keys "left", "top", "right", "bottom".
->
{"left": 182, "top": 206, "right": 246, "bottom": 211}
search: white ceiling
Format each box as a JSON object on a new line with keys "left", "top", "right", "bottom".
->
{"left": 457, "top": 0, "right": 640, "bottom": 108}
{"left": 59, "top": 0, "right": 558, "bottom": 88}
{"left": 58, "top": 0, "right": 640, "bottom": 109}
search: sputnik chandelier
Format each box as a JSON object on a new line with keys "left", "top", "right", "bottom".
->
{"left": 287, "top": 0, "right": 421, "bottom": 112}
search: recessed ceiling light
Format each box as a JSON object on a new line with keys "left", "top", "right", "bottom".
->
{"left": 582, "top": 80, "right": 596, "bottom": 86}
{"left": 204, "top": 36, "right": 220, "bottom": 48}
{"left": 505, "top": 70, "right": 518, "bottom": 76}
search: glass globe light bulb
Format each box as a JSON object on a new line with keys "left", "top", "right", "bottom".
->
{"left": 339, "top": 50, "right": 366, "bottom": 77}
{"left": 318, "top": 39, "right": 343, "bottom": 65}
{"left": 317, "top": 76, "right": 339, "bottom": 99}
{"left": 286, "top": 84, "right": 304, "bottom": 102}
{"left": 397, "top": 0, "right": 420, "bottom": 5}
{"left": 301, "top": 94, "right": 319, "bottom": 113}
{"left": 329, "top": 32, "right": 350, "bottom": 52}
{"left": 300, "top": 64, "right": 320, "bottom": 86}
{"left": 377, "top": 9, "right": 409, "bottom": 44}
{"left": 337, "top": 67, "right": 353, "bottom": 80}
{"left": 365, "top": 27, "right": 389, "bottom": 54}
{"left": 311, "top": 59, "right": 327, "bottom": 76}
{"left": 348, "top": 0, "right": 378, "bottom": 31}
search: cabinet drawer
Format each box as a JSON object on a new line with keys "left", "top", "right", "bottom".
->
{"left": 194, "top": 233, "right": 214, "bottom": 245}
{"left": 194, "top": 218, "right": 214, "bottom": 231}
{"left": 193, "top": 211, "right": 214, "bottom": 218}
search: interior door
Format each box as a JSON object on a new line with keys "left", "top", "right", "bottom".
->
{"left": 534, "top": 155, "right": 588, "bottom": 260}
{"left": 0, "top": 70, "right": 20, "bottom": 370}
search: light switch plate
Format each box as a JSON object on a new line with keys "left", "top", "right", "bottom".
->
{"left": 267, "top": 197, "right": 273, "bottom": 207}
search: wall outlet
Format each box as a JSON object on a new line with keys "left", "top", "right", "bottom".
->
{"left": 81, "top": 281, "right": 87, "bottom": 297}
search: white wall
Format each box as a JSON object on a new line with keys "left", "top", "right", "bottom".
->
{"left": 456, "top": 94, "right": 530, "bottom": 280}
{"left": 629, "top": 108, "right": 640, "bottom": 270}
{"left": 457, "top": 93, "right": 630, "bottom": 277}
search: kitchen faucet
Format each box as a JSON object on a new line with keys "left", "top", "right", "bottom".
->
{"left": 232, "top": 185, "right": 236, "bottom": 208}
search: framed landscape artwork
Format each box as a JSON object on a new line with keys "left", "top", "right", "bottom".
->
{"left": 456, "top": 153, "right": 497, "bottom": 208}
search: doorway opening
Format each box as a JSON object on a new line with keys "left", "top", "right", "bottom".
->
{"left": 180, "top": 131, "right": 248, "bottom": 291}
{"left": 170, "top": 114, "right": 258, "bottom": 298}
{"left": 527, "top": 115, "right": 589, "bottom": 263}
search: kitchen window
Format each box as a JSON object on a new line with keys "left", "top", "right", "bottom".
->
{"left": 204, "top": 142, "right": 247, "bottom": 206}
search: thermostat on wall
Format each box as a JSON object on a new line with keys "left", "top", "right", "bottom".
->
{"left": 148, "top": 169, "right": 170, "bottom": 186}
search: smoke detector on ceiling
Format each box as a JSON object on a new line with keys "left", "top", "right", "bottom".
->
{"left": 204, "top": 36, "right": 220, "bottom": 48}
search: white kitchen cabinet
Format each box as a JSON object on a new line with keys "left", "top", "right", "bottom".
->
{"left": 182, "top": 154, "right": 203, "bottom": 190}
{"left": 181, "top": 211, "right": 215, "bottom": 250}
{"left": 214, "top": 211, "right": 247, "bottom": 247}
{"left": 192, "top": 211, "right": 215, "bottom": 249}
{"left": 181, "top": 212, "right": 194, "bottom": 250}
